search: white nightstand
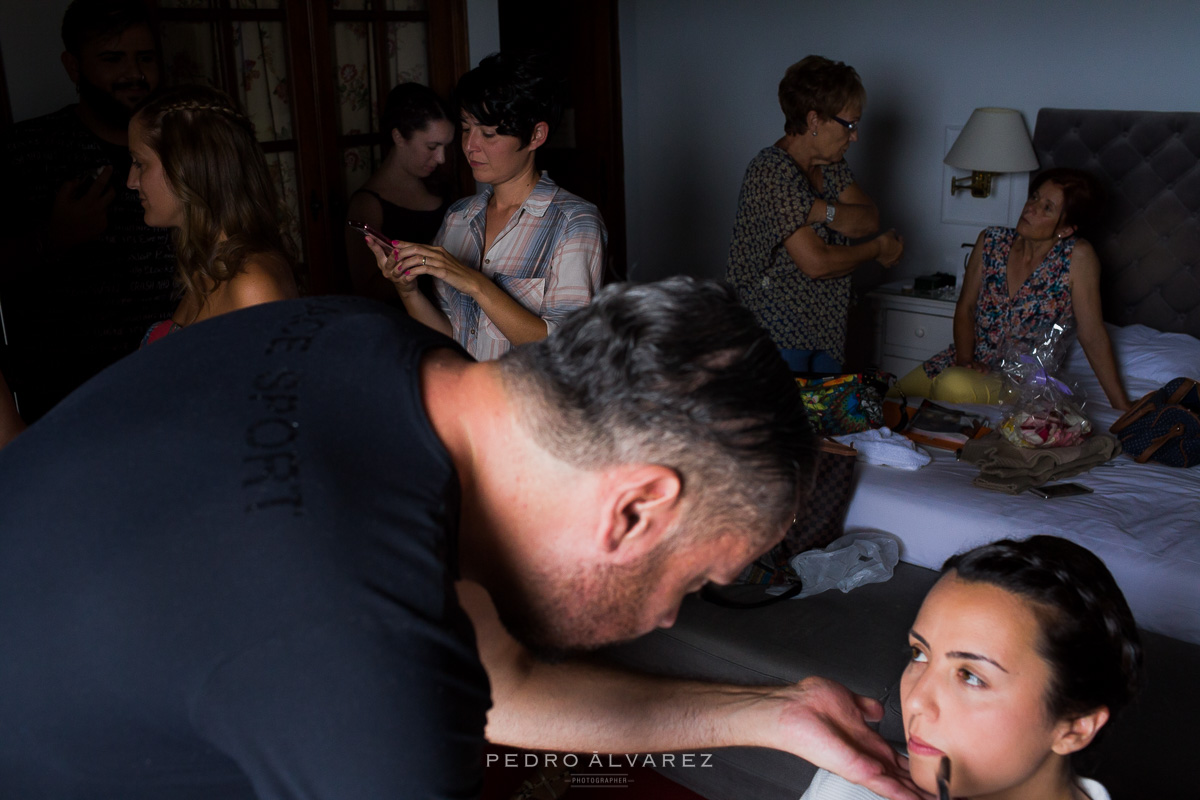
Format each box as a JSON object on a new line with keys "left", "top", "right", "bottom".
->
{"left": 869, "top": 283, "right": 958, "bottom": 378}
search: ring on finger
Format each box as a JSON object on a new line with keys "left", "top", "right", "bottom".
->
{"left": 422, "top": 256, "right": 427, "bottom": 266}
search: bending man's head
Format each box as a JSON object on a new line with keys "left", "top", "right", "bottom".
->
{"left": 488, "top": 278, "right": 814, "bottom": 658}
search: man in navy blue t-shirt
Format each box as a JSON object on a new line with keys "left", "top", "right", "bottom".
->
{"left": 0, "top": 280, "right": 924, "bottom": 800}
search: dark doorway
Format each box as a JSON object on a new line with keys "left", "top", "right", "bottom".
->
{"left": 496, "top": 0, "right": 627, "bottom": 281}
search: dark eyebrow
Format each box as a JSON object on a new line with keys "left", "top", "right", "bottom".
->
{"left": 909, "top": 629, "right": 1008, "bottom": 672}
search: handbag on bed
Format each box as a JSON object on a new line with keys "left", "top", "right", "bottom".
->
{"left": 703, "top": 437, "right": 857, "bottom": 607}
{"left": 794, "top": 371, "right": 892, "bottom": 435}
{"left": 1109, "top": 377, "right": 1200, "bottom": 467}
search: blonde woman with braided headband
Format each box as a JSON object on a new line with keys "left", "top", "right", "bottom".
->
{"left": 128, "top": 85, "right": 298, "bottom": 345}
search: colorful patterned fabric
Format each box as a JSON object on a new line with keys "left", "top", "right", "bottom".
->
{"left": 434, "top": 172, "right": 606, "bottom": 361}
{"left": 727, "top": 146, "right": 855, "bottom": 362}
{"left": 924, "top": 226, "right": 1075, "bottom": 377}
{"left": 795, "top": 372, "right": 888, "bottom": 435}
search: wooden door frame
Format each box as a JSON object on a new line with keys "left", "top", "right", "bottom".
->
{"left": 497, "top": 0, "right": 627, "bottom": 281}
{"left": 148, "top": 0, "right": 471, "bottom": 296}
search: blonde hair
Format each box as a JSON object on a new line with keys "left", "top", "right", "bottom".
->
{"left": 134, "top": 84, "right": 296, "bottom": 302}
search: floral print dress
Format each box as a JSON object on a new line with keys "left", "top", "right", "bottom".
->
{"left": 727, "top": 147, "right": 855, "bottom": 362}
{"left": 924, "top": 226, "right": 1075, "bottom": 377}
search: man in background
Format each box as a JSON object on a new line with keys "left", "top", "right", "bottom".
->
{"left": 0, "top": 0, "right": 175, "bottom": 424}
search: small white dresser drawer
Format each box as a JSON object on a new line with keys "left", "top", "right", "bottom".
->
{"left": 885, "top": 308, "right": 954, "bottom": 357}
{"left": 867, "top": 284, "right": 959, "bottom": 373}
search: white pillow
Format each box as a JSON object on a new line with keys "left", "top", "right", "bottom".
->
{"left": 1062, "top": 323, "right": 1200, "bottom": 384}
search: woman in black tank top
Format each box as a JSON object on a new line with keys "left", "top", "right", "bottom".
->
{"left": 344, "top": 83, "right": 456, "bottom": 305}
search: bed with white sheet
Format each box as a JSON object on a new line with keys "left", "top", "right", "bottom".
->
{"left": 845, "top": 324, "right": 1200, "bottom": 644}
{"left": 848, "top": 106, "right": 1200, "bottom": 644}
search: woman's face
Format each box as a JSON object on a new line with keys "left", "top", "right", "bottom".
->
{"left": 901, "top": 574, "right": 1076, "bottom": 797}
{"left": 811, "top": 103, "right": 860, "bottom": 164}
{"left": 127, "top": 115, "right": 183, "bottom": 229}
{"left": 394, "top": 118, "right": 456, "bottom": 179}
{"left": 1017, "top": 181, "right": 1070, "bottom": 241}
{"left": 460, "top": 113, "right": 538, "bottom": 187}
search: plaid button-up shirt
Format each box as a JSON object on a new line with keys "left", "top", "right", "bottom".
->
{"left": 434, "top": 173, "right": 606, "bottom": 361}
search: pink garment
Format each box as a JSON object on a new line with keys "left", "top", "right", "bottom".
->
{"left": 140, "top": 319, "right": 182, "bottom": 348}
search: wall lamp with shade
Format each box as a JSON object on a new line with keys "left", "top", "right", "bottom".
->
{"left": 944, "top": 107, "right": 1039, "bottom": 198}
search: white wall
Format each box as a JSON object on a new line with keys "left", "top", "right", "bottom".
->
{"left": 618, "top": 0, "right": 1200, "bottom": 285}
{"left": 2, "top": 0, "right": 76, "bottom": 121}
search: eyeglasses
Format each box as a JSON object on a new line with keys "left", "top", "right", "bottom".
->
{"left": 831, "top": 115, "right": 859, "bottom": 133}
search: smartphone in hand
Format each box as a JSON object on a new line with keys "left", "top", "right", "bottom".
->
{"left": 347, "top": 220, "right": 393, "bottom": 249}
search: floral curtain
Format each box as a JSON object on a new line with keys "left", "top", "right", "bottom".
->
{"left": 333, "top": 19, "right": 430, "bottom": 196}
{"left": 155, "top": 1, "right": 435, "bottom": 263}
{"left": 158, "top": 0, "right": 302, "bottom": 260}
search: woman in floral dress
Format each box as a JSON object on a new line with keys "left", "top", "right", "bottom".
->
{"left": 896, "top": 168, "right": 1129, "bottom": 409}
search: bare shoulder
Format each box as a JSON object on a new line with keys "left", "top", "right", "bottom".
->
{"left": 228, "top": 252, "right": 300, "bottom": 308}
{"left": 346, "top": 189, "right": 383, "bottom": 225}
{"left": 1069, "top": 237, "right": 1100, "bottom": 274}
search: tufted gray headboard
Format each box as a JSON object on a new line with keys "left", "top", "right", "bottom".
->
{"left": 1033, "top": 108, "right": 1200, "bottom": 337}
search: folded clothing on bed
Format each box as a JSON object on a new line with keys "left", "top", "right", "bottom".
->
{"left": 959, "top": 431, "right": 1122, "bottom": 494}
{"left": 833, "top": 427, "right": 932, "bottom": 470}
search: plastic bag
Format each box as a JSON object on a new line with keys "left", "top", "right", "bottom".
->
{"left": 769, "top": 531, "right": 900, "bottom": 598}
{"left": 997, "top": 322, "right": 1092, "bottom": 448}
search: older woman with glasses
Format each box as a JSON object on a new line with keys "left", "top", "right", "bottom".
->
{"left": 727, "top": 55, "right": 903, "bottom": 373}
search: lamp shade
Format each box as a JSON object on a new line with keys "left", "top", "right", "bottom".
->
{"left": 944, "top": 107, "right": 1039, "bottom": 173}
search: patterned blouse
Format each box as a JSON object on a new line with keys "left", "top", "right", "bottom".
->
{"left": 726, "top": 147, "right": 854, "bottom": 362}
{"left": 924, "top": 226, "right": 1076, "bottom": 377}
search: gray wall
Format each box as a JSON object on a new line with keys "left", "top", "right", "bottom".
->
{"left": 618, "top": 0, "right": 1200, "bottom": 284}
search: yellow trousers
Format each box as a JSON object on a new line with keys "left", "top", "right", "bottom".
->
{"left": 892, "top": 365, "right": 1009, "bottom": 405}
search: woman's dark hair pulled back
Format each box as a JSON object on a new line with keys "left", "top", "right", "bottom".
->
{"left": 943, "top": 535, "right": 1141, "bottom": 751}
{"left": 380, "top": 82, "right": 453, "bottom": 146}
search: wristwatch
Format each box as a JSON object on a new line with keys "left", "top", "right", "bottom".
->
{"left": 825, "top": 202, "right": 836, "bottom": 225}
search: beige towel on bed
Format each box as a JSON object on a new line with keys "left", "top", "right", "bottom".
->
{"left": 959, "top": 431, "right": 1122, "bottom": 494}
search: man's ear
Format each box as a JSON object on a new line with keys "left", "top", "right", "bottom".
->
{"left": 1050, "top": 706, "right": 1110, "bottom": 755}
{"left": 602, "top": 465, "right": 682, "bottom": 558}
{"left": 391, "top": 127, "right": 404, "bottom": 148}
{"left": 526, "top": 121, "right": 550, "bottom": 152}
{"left": 62, "top": 51, "right": 80, "bottom": 85}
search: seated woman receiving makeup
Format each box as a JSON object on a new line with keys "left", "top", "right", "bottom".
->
{"left": 801, "top": 535, "right": 1141, "bottom": 800}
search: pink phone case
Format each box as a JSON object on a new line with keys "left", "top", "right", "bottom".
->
{"left": 347, "top": 220, "right": 392, "bottom": 248}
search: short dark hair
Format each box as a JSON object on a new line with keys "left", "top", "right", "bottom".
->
{"left": 1029, "top": 168, "right": 1104, "bottom": 237}
{"left": 380, "top": 82, "right": 453, "bottom": 146}
{"left": 453, "top": 50, "right": 565, "bottom": 147}
{"left": 779, "top": 55, "right": 866, "bottom": 136}
{"left": 498, "top": 277, "right": 815, "bottom": 542}
{"left": 943, "top": 536, "right": 1142, "bottom": 753}
{"left": 61, "top": 0, "right": 153, "bottom": 55}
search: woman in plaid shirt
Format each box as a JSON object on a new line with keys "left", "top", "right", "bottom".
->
{"left": 363, "top": 51, "right": 606, "bottom": 361}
